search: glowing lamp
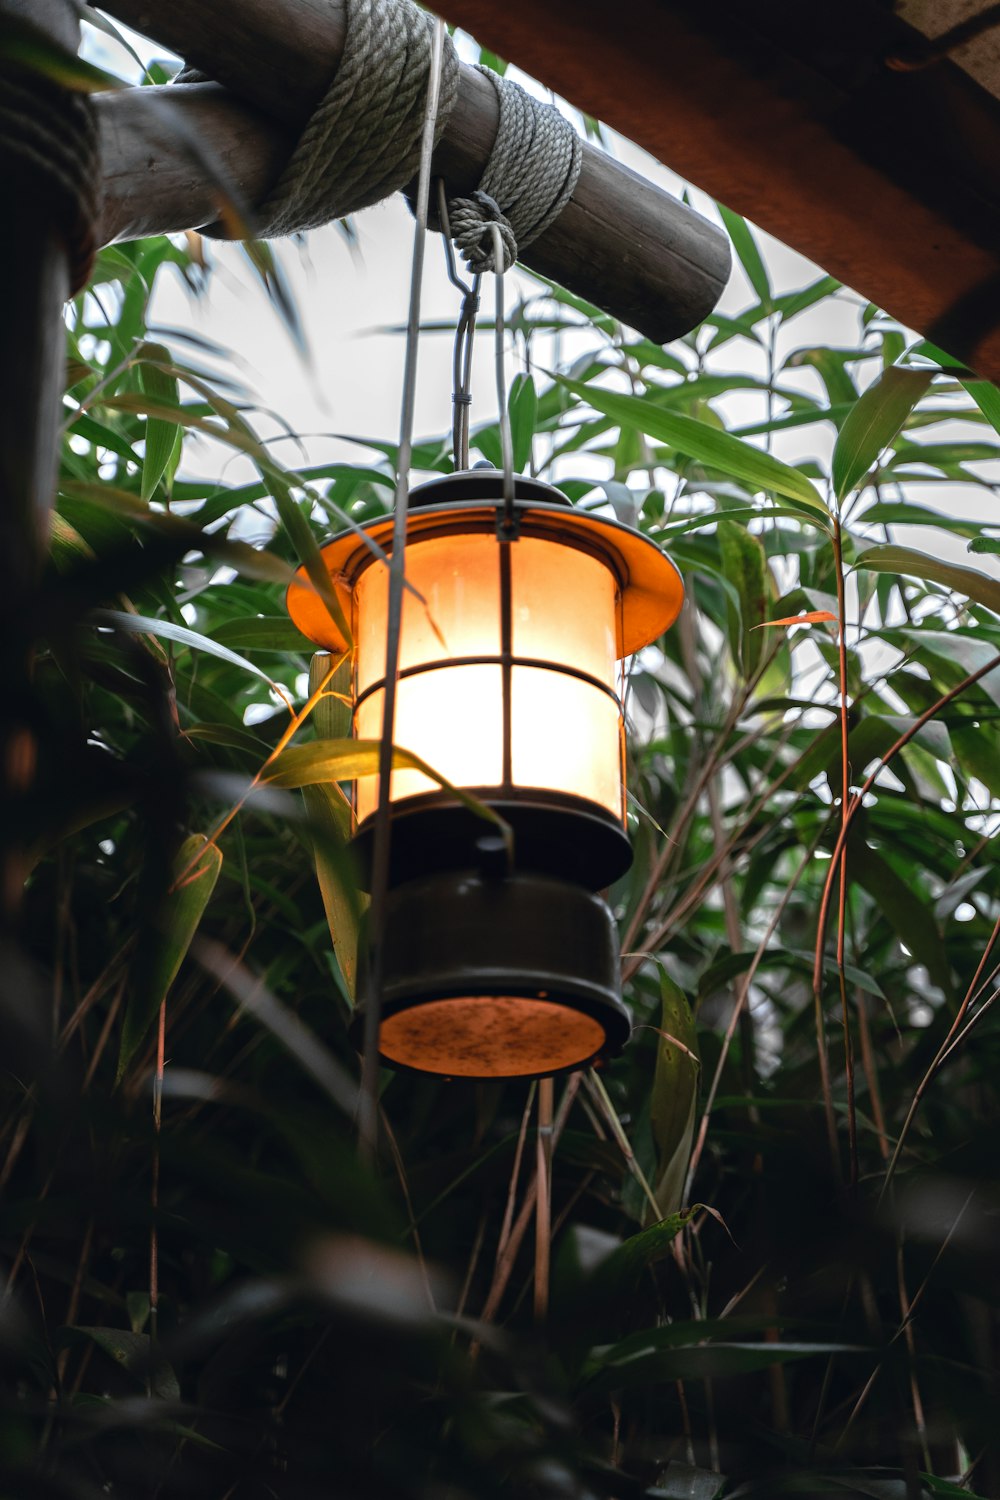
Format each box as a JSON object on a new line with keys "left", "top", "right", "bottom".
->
{"left": 287, "top": 471, "right": 682, "bottom": 1079}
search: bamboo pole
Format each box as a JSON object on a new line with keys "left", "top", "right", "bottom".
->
{"left": 0, "top": 0, "right": 82, "bottom": 920}
{"left": 93, "top": 0, "right": 730, "bottom": 342}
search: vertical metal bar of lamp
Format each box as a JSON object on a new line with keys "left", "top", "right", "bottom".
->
{"left": 359, "top": 18, "right": 447, "bottom": 1160}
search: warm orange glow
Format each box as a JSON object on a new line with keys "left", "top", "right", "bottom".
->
{"left": 354, "top": 533, "right": 623, "bottom": 823}
{"left": 356, "top": 665, "right": 504, "bottom": 812}
{"left": 378, "top": 995, "right": 607, "bottom": 1077}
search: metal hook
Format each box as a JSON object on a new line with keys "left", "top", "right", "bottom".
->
{"left": 437, "top": 178, "right": 482, "bottom": 471}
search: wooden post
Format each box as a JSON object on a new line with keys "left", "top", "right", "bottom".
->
{"left": 0, "top": 0, "right": 84, "bottom": 918}
{"left": 94, "top": 0, "right": 729, "bottom": 343}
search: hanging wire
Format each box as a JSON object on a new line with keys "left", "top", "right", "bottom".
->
{"left": 359, "top": 17, "right": 448, "bottom": 1163}
{"left": 491, "top": 221, "right": 517, "bottom": 536}
{"left": 437, "top": 179, "right": 481, "bottom": 471}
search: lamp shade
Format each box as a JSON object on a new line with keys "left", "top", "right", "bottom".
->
{"left": 287, "top": 470, "right": 683, "bottom": 1077}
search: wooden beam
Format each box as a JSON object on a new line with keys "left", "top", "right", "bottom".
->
{"left": 430, "top": 0, "right": 1000, "bottom": 382}
{"left": 92, "top": 0, "right": 730, "bottom": 344}
{"left": 95, "top": 83, "right": 294, "bottom": 245}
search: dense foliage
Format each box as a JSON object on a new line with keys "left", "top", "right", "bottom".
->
{"left": 3, "top": 134, "right": 1000, "bottom": 1500}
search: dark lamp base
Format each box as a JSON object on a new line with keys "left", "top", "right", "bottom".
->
{"left": 352, "top": 792, "right": 633, "bottom": 893}
{"left": 354, "top": 868, "right": 631, "bottom": 1080}
{"left": 379, "top": 995, "right": 607, "bottom": 1078}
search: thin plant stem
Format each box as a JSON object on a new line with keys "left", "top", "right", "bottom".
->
{"left": 497, "top": 1082, "right": 536, "bottom": 1264}
{"left": 150, "top": 997, "right": 166, "bottom": 1346}
{"left": 586, "top": 1069, "right": 662, "bottom": 1221}
{"left": 812, "top": 653, "right": 1000, "bottom": 1000}
{"left": 478, "top": 1074, "right": 581, "bottom": 1327}
{"left": 829, "top": 518, "right": 857, "bottom": 1186}
{"left": 881, "top": 908, "right": 1000, "bottom": 1197}
{"left": 533, "top": 1078, "right": 553, "bottom": 1324}
{"left": 171, "top": 654, "right": 346, "bottom": 892}
{"left": 685, "top": 822, "right": 827, "bottom": 1196}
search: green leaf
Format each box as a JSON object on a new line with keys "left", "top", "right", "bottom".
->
{"left": 831, "top": 367, "right": 933, "bottom": 501}
{"left": 508, "top": 373, "right": 537, "bottom": 474}
{"left": 117, "top": 835, "right": 222, "bottom": 1082}
{"left": 264, "top": 739, "right": 510, "bottom": 838}
{"left": 556, "top": 375, "right": 826, "bottom": 515}
{"left": 774, "top": 275, "right": 841, "bottom": 321}
{"left": 137, "top": 343, "right": 180, "bottom": 501}
{"left": 649, "top": 970, "right": 700, "bottom": 1217}
{"left": 67, "top": 409, "right": 140, "bottom": 464}
{"left": 587, "top": 1211, "right": 696, "bottom": 1301}
{"left": 303, "top": 784, "right": 362, "bottom": 1001}
{"left": 49, "top": 513, "right": 95, "bottom": 571}
{"left": 583, "top": 1338, "right": 861, "bottom": 1394}
{"left": 262, "top": 739, "right": 431, "bottom": 788}
{"left": 785, "top": 347, "right": 859, "bottom": 408}
{"left": 717, "top": 520, "right": 768, "bottom": 679}
{"left": 59, "top": 480, "right": 295, "bottom": 587}
{"left": 849, "top": 835, "right": 952, "bottom": 997}
{"left": 58, "top": 1328, "right": 179, "bottom": 1399}
{"left": 0, "top": 16, "right": 122, "bottom": 92}
{"left": 963, "top": 377, "right": 1000, "bottom": 435}
{"left": 855, "top": 545, "right": 1000, "bottom": 616}
{"left": 211, "top": 616, "right": 315, "bottom": 652}
{"left": 655, "top": 502, "right": 828, "bottom": 538}
{"left": 303, "top": 655, "right": 363, "bottom": 1000}
{"left": 718, "top": 204, "right": 771, "bottom": 306}
{"left": 91, "top": 608, "right": 285, "bottom": 687}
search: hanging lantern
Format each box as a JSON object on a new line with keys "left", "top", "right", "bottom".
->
{"left": 287, "top": 470, "right": 683, "bottom": 1079}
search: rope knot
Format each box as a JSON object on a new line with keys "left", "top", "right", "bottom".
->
{"left": 444, "top": 67, "right": 582, "bottom": 279}
{"left": 447, "top": 189, "right": 517, "bottom": 274}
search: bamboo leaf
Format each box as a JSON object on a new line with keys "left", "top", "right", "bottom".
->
{"left": 584, "top": 1339, "right": 862, "bottom": 1394}
{"left": 650, "top": 971, "right": 700, "bottom": 1218}
{"left": 0, "top": 17, "right": 122, "bottom": 92}
{"left": 90, "top": 608, "right": 285, "bottom": 687}
{"left": 303, "top": 784, "right": 362, "bottom": 1001}
{"left": 116, "top": 836, "right": 222, "bottom": 1083}
{"left": 755, "top": 610, "right": 836, "bottom": 628}
{"left": 831, "top": 367, "right": 933, "bottom": 501}
{"left": 556, "top": 375, "right": 826, "bottom": 515}
{"left": 508, "top": 373, "right": 537, "bottom": 474}
{"left": 718, "top": 204, "right": 771, "bottom": 306}
{"left": 211, "top": 617, "right": 315, "bottom": 653}
{"left": 303, "top": 655, "right": 363, "bottom": 1000}
{"left": 718, "top": 520, "right": 768, "bottom": 679}
{"left": 963, "top": 377, "right": 1000, "bottom": 435}
{"left": 264, "top": 740, "right": 510, "bottom": 838}
{"left": 57, "top": 1328, "right": 179, "bottom": 1399}
{"left": 855, "top": 545, "right": 1000, "bottom": 616}
{"left": 136, "top": 344, "right": 179, "bottom": 501}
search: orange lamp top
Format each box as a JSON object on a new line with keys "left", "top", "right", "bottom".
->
{"left": 286, "top": 471, "right": 684, "bottom": 656}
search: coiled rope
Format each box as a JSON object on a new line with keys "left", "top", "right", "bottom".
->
{"left": 0, "top": 64, "right": 99, "bottom": 296}
{"left": 446, "top": 67, "right": 582, "bottom": 274}
{"left": 181, "top": 0, "right": 581, "bottom": 273}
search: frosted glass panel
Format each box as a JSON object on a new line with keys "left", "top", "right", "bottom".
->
{"left": 355, "top": 665, "right": 503, "bottom": 821}
{"left": 511, "top": 667, "right": 623, "bottom": 819}
{"left": 511, "top": 539, "right": 617, "bottom": 688}
{"left": 355, "top": 534, "right": 500, "bottom": 694}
